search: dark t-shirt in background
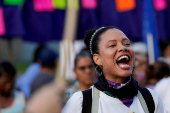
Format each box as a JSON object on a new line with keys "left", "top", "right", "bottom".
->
{"left": 31, "top": 73, "right": 54, "bottom": 95}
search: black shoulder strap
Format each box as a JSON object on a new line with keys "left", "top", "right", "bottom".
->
{"left": 82, "top": 88, "right": 92, "bottom": 113}
{"left": 139, "top": 87, "right": 155, "bottom": 113}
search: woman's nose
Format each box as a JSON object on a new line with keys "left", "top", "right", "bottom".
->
{"left": 85, "top": 67, "right": 91, "bottom": 73}
{"left": 118, "top": 44, "right": 128, "bottom": 52}
{"left": 5, "top": 83, "right": 13, "bottom": 90}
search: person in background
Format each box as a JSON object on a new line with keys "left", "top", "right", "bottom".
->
{"left": 31, "top": 48, "right": 58, "bottom": 95}
{"left": 159, "top": 39, "right": 170, "bottom": 64}
{"left": 66, "top": 49, "right": 96, "bottom": 99}
{"left": 25, "top": 47, "right": 64, "bottom": 113}
{"left": 132, "top": 42, "right": 148, "bottom": 87}
{"left": 154, "top": 62, "right": 170, "bottom": 112}
{"left": 16, "top": 45, "right": 45, "bottom": 98}
{"left": 145, "top": 61, "right": 170, "bottom": 89}
{"left": 0, "top": 61, "right": 25, "bottom": 113}
{"left": 25, "top": 81, "right": 66, "bottom": 113}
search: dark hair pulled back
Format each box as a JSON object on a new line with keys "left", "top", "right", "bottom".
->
{"left": 0, "top": 61, "right": 16, "bottom": 77}
{"left": 84, "top": 26, "right": 119, "bottom": 73}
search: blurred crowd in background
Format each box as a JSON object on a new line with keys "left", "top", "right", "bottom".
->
{"left": 1, "top": 0, "right": 170, "bottom": 113}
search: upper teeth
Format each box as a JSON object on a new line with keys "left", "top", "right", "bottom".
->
{"left": 117, "top": 55, "right": 129, "bottom": 61}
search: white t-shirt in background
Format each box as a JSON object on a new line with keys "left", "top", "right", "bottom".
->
{"left": 154, "top": 77, "right": 170, "bottom": 113}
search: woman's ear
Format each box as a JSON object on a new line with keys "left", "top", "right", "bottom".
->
{"left": 93, "top": 54, "right": 102, "bottom": 66}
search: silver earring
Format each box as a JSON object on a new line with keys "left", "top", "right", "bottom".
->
{"left": 95, "top": 65, "right": 103, "bottom": 76}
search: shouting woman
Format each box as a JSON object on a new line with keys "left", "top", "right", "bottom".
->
{"left": 62, "top": 27, "right": 165, "bottom": 113}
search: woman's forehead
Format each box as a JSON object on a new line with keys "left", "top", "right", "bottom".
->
{"left": 0, "top": 73, "right": 14, "bottom": 79}
{"left": 100, "top": 29, "right": 129, "bottom": 42}
{"left": 77, "top": 56, "right": 91, "bottom": 64}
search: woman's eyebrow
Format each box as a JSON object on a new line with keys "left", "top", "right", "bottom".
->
{"left": 105, "top": 40, "right": 116, "bottom": 45}
{"left": 122, "top": 38, "right": 130, "bottom": 42}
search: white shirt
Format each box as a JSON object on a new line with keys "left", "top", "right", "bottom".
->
{"left": 154, "top": 77, "right": 170, "bottom": 113}
{"left": 62, "top": 86, "right": 165, "bottom": 113}
{"left": 1, "top": 90, "right": 25, "bottom": 113}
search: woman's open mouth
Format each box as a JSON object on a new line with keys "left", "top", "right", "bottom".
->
{"left": 116, "top": 54, "right": 130, "bottom": 70}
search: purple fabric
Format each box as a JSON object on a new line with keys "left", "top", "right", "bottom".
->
{"left": 76, "top": 0, "right": 100, "bottom": 40}
{"left": 98, "top": 0, "right": 143, "bottom": 42}
{"left": 21, "top": 0, "right": 170, "bottom": 42}
{"left": 155, "top": 2, "right": 170, "bottom": 39}
{"left": 1, "top": 0, "right": 170, "bottom": 42}
{"left": 3, "top": 6, "right": 25, "bottom": 37}
{"left": 22, "top": 0, "right": 65, "bottom": 43}
{"left": 119, "top": 98, "right": 133, "bottom": 108}
{"left": 0, "top": 1, "right": 25, "bottom": 38}
{"left": 106, "top": 76, "right": 133, "bottom": 107}
{"left": 22, "top": 0, "right": 99, "bottom": 42}
{"left": 106, "top": 76, "right": 131, "bottom": 89}
{"left": 0, "top": 0, "right": 3, "bottom": 6}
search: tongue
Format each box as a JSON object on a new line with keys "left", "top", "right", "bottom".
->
{"left": 117, "top": 63, "right": 127, "bottom": 66}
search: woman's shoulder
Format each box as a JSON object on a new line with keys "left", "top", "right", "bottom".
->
{"left": 146, "top": 88, "right": 161, "bottom": 103}
{"left": 147, "top": 88, "right": 159, "bottom": 96}
{"left": 146, "top": 88, "right": 166, "bottom": 113}
{"left": 62, "top": 91, "right": 83, "bottom": 113}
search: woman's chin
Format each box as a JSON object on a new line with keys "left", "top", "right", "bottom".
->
{"left": 117, "top": 71, "right": 132, "bottom": 78}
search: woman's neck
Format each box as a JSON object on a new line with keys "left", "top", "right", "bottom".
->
{"left": 105, "top": 75, "right": 127, "bottom": 83}
{"left": 103, "top": 70, "right": 131, "bottom": 83}
{"left": 79, "top": 83, "right": 91, "bottom": 91}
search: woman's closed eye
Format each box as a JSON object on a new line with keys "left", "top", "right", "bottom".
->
{"left": 109, "top": 44, "right": 116, "bottom": 47}
{"left": 122, "top": 39, "right": 131, "bottom": 46}
{"left": 123, "top": 42, "right": 131, "bottom": 46}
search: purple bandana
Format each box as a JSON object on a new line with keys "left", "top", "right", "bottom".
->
{"left": 106, "top": 76, "right": 131, "bottom": 89}
{"left": 106, "top": 76, "right": 133, "bottom": 107}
